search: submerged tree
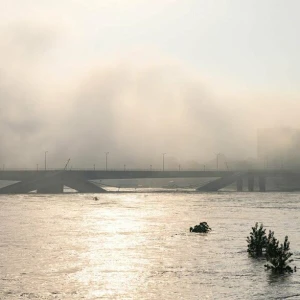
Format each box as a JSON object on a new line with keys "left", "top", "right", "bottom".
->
{"left": 190, "top": 222, "right": 211, "bottom": 233}
{"left": 265, "top": 230, "right": 278, "bottom": 259}
{"left": 247, "top": 224, "right": 295, "bottom": 274}
{"left": 264, "top": 235, "right": 294, "bottom": 274}
{"left": 246, "top": 222, "right": 267, "bottom": 257}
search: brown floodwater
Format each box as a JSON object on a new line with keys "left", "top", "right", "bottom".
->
{"left": 0, "top": 191, "right": 300, "bottom": 299}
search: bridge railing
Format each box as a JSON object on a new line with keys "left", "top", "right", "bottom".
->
{"left": 0, "top": 167, "right": 223, "bottom": 172}
{"left": 0, "top": 168, "right": 209, "bottom": 171}
{"left": 0, "top": 167, "right": 297, "bottom": 172}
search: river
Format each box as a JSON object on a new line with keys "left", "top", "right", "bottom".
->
{"left": 0, "top": 191, "right": 300, "bottom": 299}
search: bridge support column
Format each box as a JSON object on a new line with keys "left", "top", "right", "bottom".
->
{"left": 248, "top": 175, "right": 254, "bottom": 192}
{"left": 0, "top": 172, "right": 65, "bottom": 194}
{"left": 259, "top": 176, "right": 266, "bottom": 192}
{"left": 237, "top": 178, "right": 243, "bottom": 191}
{"left": 196, "top": 172, "right": 246, "bottom": 192}
{"left": 37, "top": 182, "right": 64, "bottom": 194}
{"left": 64, "top": 177, "right": 107, "bottom": 193}
{"left": 0, "top": 181, "right": 35, "bottom": 194}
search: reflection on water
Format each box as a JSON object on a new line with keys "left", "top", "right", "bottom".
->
{"left": 0, "top": 192, "right": 300, "bottom": 299}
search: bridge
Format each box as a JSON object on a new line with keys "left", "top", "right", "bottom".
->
{"left": 0, "top": 169, "right": 299, "bottom": 194}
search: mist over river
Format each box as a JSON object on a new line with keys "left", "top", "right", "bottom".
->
{"left": 1, "top": 191, "right": 300, "bottom": 299}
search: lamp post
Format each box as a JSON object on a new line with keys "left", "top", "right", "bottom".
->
{"left": 150, "top": 164, "right": 152, "bottom": 171}
{"left": 44, "top": 151, "right": 48, "bottom": 170}
{"left": 216, "top": 153, "right": 221, "bottom": 170}
{"left": 124, "top": 164, "right": 126, "bottom": 171}
{"left": 105, "top": 152, "right": 109, "bottom": 171}
{"left": 162, "top": 153, "right": 166, "bottom": 171}
{"left": 202, "top": 164, "right": 206, "bottom": 171}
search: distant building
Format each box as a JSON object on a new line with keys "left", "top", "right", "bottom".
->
{"left": 257, "top": 128, "right": 300, "bottom": 169}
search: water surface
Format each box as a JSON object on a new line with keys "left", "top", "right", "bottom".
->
{"left": 1, "top": 192, "right": 300, "bottom": 299}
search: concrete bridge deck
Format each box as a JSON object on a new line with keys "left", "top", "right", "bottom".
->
{"left": 0, "top": 169, "right": 299, "bottom": 194}
{"left": 0, "top": 169, "right": 296, "bottom": 180}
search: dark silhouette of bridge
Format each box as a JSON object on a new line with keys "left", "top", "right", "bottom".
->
{"left": 0, "top": 169, "right": 299, "bottom": 194}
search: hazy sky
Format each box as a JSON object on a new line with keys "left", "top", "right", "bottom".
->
{"left": 1, "top": 0, "right": 300, "bottom": 169}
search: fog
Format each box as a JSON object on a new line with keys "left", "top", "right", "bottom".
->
{"left": 1, "top": 1, "right": 300, "bottom": 170}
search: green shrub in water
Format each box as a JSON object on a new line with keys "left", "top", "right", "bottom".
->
{"left": 265, "top": 230, "right": 278, "bottom": 259}
{"left": 246, "top": 222, "right": 267, "bottom": 257}
{"left": 264, "top": 235, "right": 294, "bottom": 274}
{"left": 247, "top": 224, "right": 295, "bottom": 274}
{"left": 190, "top": 222, "right": 211, "bottom": 233}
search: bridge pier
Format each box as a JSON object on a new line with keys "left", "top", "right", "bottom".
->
{"left": 248, "top": 175, "right": 254, "bottom": 192}
{"left": 0, "top": 172, "right": 107, "bottom": 194}
{"left": 64, "top": 177, "right": 107, "bottom": 193}
{"left": 237, "top": 178, "right": 243, "bottom": 191}
{"left": 0, "top": 180, "right": 35, "bottom": 194}
{"left": 197, "top": 172, "right": 245, "bottom": 192}
{"left": 37, "top": 182, "right": 64, "bottom": 193}
{"left": 259, "top": 176, "right": 266, "bottom": 192}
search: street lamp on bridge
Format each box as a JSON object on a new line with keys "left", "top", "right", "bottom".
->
{"left": 44, "top": 151, "right": 48, "bottom": 170}
{"left": 105, "top": 152, "right": 109, "bottom": 171}
{"left": 162, "top": 153, "right": 166, "bottom": 171}
{"left": 216, "top": 153, "right": 221, "bottom": 170}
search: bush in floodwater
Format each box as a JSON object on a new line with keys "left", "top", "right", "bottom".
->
{"left": 247, "top": 224, "right": 295, "bottom": 274}
{"left": 264, "top": 234, "right": 294, "bottom": 274}
{"left": 265, "top": 230, "right": 278, "bottom": 259}
{"left": 190, "top": 222, "right": 211, "bottom": 233}
{"left": 246, "top": 222, "right": 267, "bottom": 257}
